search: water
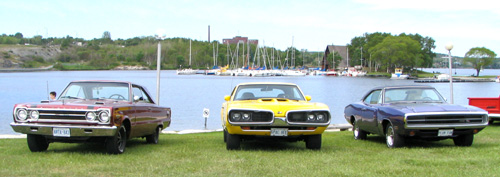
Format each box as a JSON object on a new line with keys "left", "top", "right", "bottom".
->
{"left": 1, "top": 70, "right": 499, "bottom": 135}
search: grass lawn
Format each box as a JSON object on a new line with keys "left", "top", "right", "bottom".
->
{"left": 1, "top": 124, "right": 500, "bottom": 176}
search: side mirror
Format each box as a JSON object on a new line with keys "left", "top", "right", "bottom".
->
{"left": 133, "top": 96, "right": 143, "bottom": 102}
{"left": 305, "top": 95, "right": 311, "bottom": 101}
{"left": 224, "top": 95, "right": 231, "bottom": 101}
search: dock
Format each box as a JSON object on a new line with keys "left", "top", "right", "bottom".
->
{"left": 415, "top": 77, "right": 494, "bottom": 83}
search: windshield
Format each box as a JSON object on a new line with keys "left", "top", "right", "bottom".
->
{"left": 384, "top": 88, "right": 444, "bottom": 103}
{"left": 59, "top": 82, "right": 130, "bottom": 101}
{"left": 233, "top": 84, "right": 305, "bottom": 101}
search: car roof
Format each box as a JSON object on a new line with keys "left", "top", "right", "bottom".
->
{"left": 372, "top": 85, "right": 435, "bottom": 90}
{"left": 70, "top": 80, "right": 133, "bottom": 85}
{"left": 237, "top": 82, "right": 298, "bottom": 86}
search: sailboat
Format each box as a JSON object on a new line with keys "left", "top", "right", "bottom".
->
{"left": 177, "top": 39, "right": 198, "bottom": 75}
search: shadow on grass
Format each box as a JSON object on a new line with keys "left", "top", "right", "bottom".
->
{"left": 238, "top": 139, "right": 309, "bottom": 151}
{"left": 357, "top": 135, "right": 467, "bottom": 149}
{"left": 44, "top": 138, "right": 164, "bottom": 154}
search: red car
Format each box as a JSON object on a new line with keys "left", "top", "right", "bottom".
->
{"left": 11, "top": 80, "right": 171, "bottom": 154}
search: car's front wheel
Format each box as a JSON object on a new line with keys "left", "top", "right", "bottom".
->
{"left": 146, "top": 126, "right": 161, "bottom": 144}
{"left": 305, "top": 134, "right": 322, "bottom": 150}
{"left": 27, "top": 134, "right": 49, "bottom": 152}
{"left": 226, "top": 132, "right": 240, "bottom": 150}
{"left": 353, "top": 120, "right": 367, "bottom": 140}
{"left": 106, "top": 126, "right": 127, "bottom": 154}
{"left": 385, "top": 124, "right": 404, "bottom": 148}
{"left": 453, "top": 134, "right": 474, "bottom": 146}
{"left": 223, "top": 129, "right": 228, "bottom": 143}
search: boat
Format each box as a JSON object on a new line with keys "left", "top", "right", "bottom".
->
{"left": 391, "top": 68, "right": 409, "bottom": 79}
{"left": 325, "top": 69, "right": 338, "bottom": 76}
{"left": 496, "top": 76, "right": 500, "bottom": 83}
{"left": 177, "top": 39, "right": 198, "bottom": 75}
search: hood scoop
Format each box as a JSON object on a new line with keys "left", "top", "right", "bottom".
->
{"left": 41, "top": 100, "right": 50, "bottom": 103}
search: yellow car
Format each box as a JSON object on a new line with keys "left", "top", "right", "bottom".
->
{"left": 221, "top": 82, "right": 331, "bottom": 150}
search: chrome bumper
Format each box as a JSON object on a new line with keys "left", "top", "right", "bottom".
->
{"left": 10, "top": 122, "right": 117, "bottom": 137}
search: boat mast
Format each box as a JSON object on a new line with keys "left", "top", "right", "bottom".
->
{"left": 189, "top": 39, "right": 192, "bottom": 68}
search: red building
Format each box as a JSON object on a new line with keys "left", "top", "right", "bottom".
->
{"left": 223, "top": 36, "right": 258, "bottom": 45}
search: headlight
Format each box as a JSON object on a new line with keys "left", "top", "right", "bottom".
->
{"left": 307, "top": 114, "right": 315, "bottom": 121}
{"left": 99, "top": 111, "right": 110, "bottom": 123}
{"left": 317, "top": 114, "right": 325, "bottom": 121}
{"left": 86, "top": 112, "right": 96, "bottom": 121}
{"left": 242, "top": 113, "right": 251, "bottom": 121}
{"left": 16, "top": 109, "right": 28, "bottom": 121}
{"left": 30, "top": 110, "right": 39, "bottom": 120}
{"left": 231, "top": 113, "right": 241, "bottom": 121}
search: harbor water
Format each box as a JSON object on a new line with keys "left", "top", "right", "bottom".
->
{"left": 1, "top": 69, "right": 499, "bottom": 135}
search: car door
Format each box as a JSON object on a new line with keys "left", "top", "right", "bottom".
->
{"left": 359, "top": 89, "right": 381, "bottom": 133}
{"left": 130, "top": 85, "right": 161, "bottom": 137}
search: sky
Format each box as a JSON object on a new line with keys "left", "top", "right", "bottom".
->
{"left": 1, "top": 0, "right": 499, "bottom": 57}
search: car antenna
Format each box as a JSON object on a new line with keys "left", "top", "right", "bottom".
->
{"left": 46, "top": 81, "right": 49, "bottom": 100}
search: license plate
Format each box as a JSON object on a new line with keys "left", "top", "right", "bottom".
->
{"left": 53, "top": 128, "right": 70, "bottom": 137}
{"left": 438, "top": 129, "right": 453, "bottom": 137}
{"left": 271, "top": 128, "right": 288, "bottom": 136}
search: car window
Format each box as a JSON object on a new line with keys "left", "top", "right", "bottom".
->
{"left": 234, "top": 85, "right": 305, "bottom": 101}
{"left": 363, "top": 90, "right": 381, "bottom": 104}
{"left": 133, "top": 86, "right": 153, "bottom": 103}
{"left": 385, "top": 88, "right": 443, "bottom": 103}
{"left": 60, "top": 82, "right": 129, "bottom": 100}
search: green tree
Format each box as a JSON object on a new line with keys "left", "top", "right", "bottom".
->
{"left": 369, "top": 36, "right": 421, "bottom": 73}
{"left": 463, "top": 47, "right": 497, "bottom": 76}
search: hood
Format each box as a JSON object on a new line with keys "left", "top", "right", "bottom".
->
{"left": 388, "top": 103, "right": 486, "bottom": 114}
{"left": 16, "top": 99, "right": 130, "bottom": 109}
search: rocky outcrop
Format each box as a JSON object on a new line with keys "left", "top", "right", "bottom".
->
{"left": 0, "top": 45, "right": 61, "bottom": 68}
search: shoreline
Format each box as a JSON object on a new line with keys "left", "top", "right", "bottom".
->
{"left": 0, "top": 124, "right": 353, "bottom": 139}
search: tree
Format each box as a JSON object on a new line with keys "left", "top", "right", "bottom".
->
{"left": 14, "top": 32, "right": 23, "bottom": 39}
{"left": 101, "top": 31, "right": 112, "bottom": 44}
{"left": 463, "top": 47, "right": 497, "bottom": 76}
{"left": 369, "top": 36, "right": 421, "bottom": 73}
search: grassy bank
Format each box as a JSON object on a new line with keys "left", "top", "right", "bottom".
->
{"left": 1, "top": 125, "right": 500, "bottom": 176}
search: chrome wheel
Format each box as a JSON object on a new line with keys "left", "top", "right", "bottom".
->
{"left": 385, "top": 124, "right": 404, "bottom": 148}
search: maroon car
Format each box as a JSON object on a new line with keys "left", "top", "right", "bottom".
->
{"left": 11, "top": 80, "right": 171, "bottom": 154}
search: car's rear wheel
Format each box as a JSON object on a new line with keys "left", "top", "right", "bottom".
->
{"left": 106, "top": 126, "right": 127, "bottom": 154}
{"left": 353, "top": 120, "right": 367, "bottom": 140}
{"left": 226, "top": 132, "right": 240, "bottom": 150}
{"left": 385, "top": 124, "right": 404, "bottom": 148}
{"left": 27, "top": 134, "right": 49, "bottom": 152}
{"left": 305, "top": 134, "right": 322, "bottom": 150}
{"left": 146, "top": 126, "right": 161, "bottom": 144}
{"left": 453, "top": 134, "right": 474, "bottom": 146}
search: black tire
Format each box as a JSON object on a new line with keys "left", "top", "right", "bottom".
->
{"left": 223, "top": 129, "right": 228, "bottom": 143}
{"left": 27, "top": 134, "right": 49, "bottom": 152}
{"left": 453, "top": 134, "right": 474, "bottom": 146}
{"left": 106, "top": 126, "right": 127, "bottom": 154}
{"left": 489, "top": 119, "right": 494, "bottom": 125}
{"left": 146, "top": 126, "right": 161, "bottom": 144}
{"left": 305, "top": 134, "right": 322, "bottom": 150}
{"left": 385, "top": 124, "right": 404, "bottom": 148}
{"left": 353, "top": 120, "right": 367, "bottom": 140}
{"left": 226, "top": 132, "right": 240, "bottom": 150}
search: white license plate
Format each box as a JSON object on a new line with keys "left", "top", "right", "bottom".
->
{"left": 271, "top": 128, "right": 288, "bottom": 136}
{"left": 53, "top": 128, "right": 70, "bottom": 137}
{"left": 438, "top": 129, "right": 453, "bottom": 137}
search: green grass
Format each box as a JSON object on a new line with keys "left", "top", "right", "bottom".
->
{"left": 1, "top": 125, "right": 500, "bottom": 176}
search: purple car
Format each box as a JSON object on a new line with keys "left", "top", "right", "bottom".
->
{"left": 344, "top": 85, "right": 488, "bottom": 148}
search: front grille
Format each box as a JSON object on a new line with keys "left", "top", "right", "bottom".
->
{"left": 405, "top": 113, "right": 487, "bottom": 128}
{"left": 38, "top": 110, "right": 88, "bottom": 120}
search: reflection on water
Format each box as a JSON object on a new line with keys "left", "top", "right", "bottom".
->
{"left": 1, "top": 70, "right": 499, "bottom": 134}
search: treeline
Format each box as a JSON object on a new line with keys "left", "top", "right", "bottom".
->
{"left": 2, "top": 32, "right": 323, "bottom": 70}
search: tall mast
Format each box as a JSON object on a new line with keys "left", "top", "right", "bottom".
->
{"left": 189, "top": 39, "right": 192, "bottom": 67}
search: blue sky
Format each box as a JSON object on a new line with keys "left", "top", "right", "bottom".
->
{"left": 1, "top": 0, "right": 499, "bottom": 56}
